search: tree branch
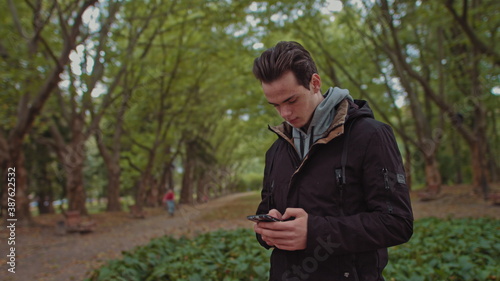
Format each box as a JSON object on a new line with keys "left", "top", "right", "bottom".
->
{"left": 122, "top": 155, "right": 142, "bottom": 173}
{"left": 11, "top": 0, "right": 98, "bottom": 142}
{"left": 8, "top": 0, "right": 29, "bottom": 39}
{"left": 380, "top": 0, "right": 474, "bottom": 144}
{"left": 444, "top": 0, "right": 500, "bottom": 66}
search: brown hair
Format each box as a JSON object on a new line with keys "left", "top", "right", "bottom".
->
{"left": 252, "top": 41, "right": 318, "bottom": 89}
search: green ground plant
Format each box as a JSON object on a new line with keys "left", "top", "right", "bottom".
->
{"left": 384, "top": 217, "right": 500, "bottom": 281}
{"left": 86, "top": 228, "right": 271, "bottom": 281}
{"left": 86, "top": 218, "right": 499, "bottom": 281}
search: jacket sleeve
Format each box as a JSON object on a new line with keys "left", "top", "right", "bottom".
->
{"left": 254, "top": 141, "right": 279, "bottom": 249}
{"left": 306, "top": 123, "right": 413, "bottom": 255}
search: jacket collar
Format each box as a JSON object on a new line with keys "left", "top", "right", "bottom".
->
{"left": 269, "top": 99, "right": 350, "bottom": 146}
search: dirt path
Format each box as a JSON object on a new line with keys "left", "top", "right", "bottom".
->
{"left": 0, "top": 192, "right": 255, "bottom": 281}
{"left": 410, "top": 184, "right": 500, "bottom": 219}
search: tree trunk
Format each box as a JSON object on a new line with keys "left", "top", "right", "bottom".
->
{"left": 424, "top": 156, "right": 442, "bottom": 195}
{"left": 138, "top": 147, "right": 158, "bottom": 208}
{"left": 196, "top": 172, "right": 209, "bottom": 203}
{"left": 157, "top": 162, "right": 175, "bottom": 206}
{"left": 66, "top": 160, "right": 87, "bottom": 214}
{"left": 487, "top": 143, "right": 499, "bottom": 183}
{"left": 37, "top": 190, "right": 55, "bottom": 214}
{"left": 5, "top": 147, "right": 32, "bottom": 225}
{"left": 403, "top": 144, "right": 412, "bottom": 190}
{"left": 145, "top": 177, "right": 160, "bottom": 207}
{"left": 95, "top": 130, "right": 122, "bottom": 212}
{"left": 64, "top": 122, "right": 88, "bottom": 214}
{"left": 0, "top": 0, "right": 98, "bottom": 224}
{"left": 450, "top": 129, "right": 464, "bottom": 184}
{"left": 50, "top": 114, "right": 88, "bottom": 215}
{"left": 468, "top": 40, "right": 490, "bottom": 197}
{"left": 135, "top": 171, "right": 150, "bottom": 210}
{"left": 106, "top": 165, "right": 121, "bottom": 211}
{"left": 36, "top": 163, "right": 55, "bottom": 214}
{"left": 471, "top": 141, "right": 489, "bottom": 198}
{"left": 180, "top": 153, "right": 194, "bottom": 205}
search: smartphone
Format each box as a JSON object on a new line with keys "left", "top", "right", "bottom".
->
{"left": 247, "top": 214, "right": 282, "bottom": 222}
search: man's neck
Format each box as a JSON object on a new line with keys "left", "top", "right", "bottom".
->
{"left": 301, "top": 93, "right": 324, "bottom": 132}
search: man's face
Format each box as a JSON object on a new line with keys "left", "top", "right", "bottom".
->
{"left": 262, "top": 71, "right": 322, "bottom": 129}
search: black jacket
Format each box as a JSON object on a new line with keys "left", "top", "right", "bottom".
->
{"left": 256, "top": 99, "right": 413, "bottom": 281}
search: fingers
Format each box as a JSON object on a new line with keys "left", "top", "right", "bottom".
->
{"left": 282, "top": 208, "right": 306, "bottom": 220}
{"left": 268, "top": 209, "right": 282, "bottom": 220}
{"left": 254, "top": 208, "right": 308, "bottom": 251}
{"left": 262, "top": 235, "right": 276, "bottom": 247}
{"left": 255, "top": 223, "right": 275, "bottom": 247}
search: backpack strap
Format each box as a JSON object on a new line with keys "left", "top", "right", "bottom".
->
{"left": 335, "top": 117, "right": 358, "bottom": 216}
{"left": 264, "top": 141, "right": 280, "bottom": 211}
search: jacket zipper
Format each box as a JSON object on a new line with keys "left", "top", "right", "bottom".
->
{"left": 382, "top": 168, "right": 394, "bottom": 213}
{"left": 335, "top": 168, "right": 345, "bottom": 216}
{"left": 268, "top": 180, "right": 274, "bottom": 211}
{"left": 270, "top": 122, "right": 345, "bottom": 208}
{"left": 382, "top": 168, "right": 390, "bottom": 190}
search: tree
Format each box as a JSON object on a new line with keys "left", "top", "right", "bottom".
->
{"left": 93, "top": 0, "right": 161, "bottom": 212}
{"left": 341, "top": 0, "right": 445, "bottom": 195}
{"left": 0, "top": 0, "right": 98, "bottom": 223}
{"left": 237, "top": 0, "right": 499, "bottom": 197}
{"left": 43, "top": 1, "right": 121, "bottom": 215}
{"left": 374, "top": 0, "right": 495, "bottom": 197}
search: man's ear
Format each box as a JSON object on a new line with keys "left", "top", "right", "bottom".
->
{"left": 311, "top": 73, "right": 321, "bottom": 93}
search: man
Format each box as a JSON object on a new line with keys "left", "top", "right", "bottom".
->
{"left": 251, "top": 41, "right": 413, "bottom": 280}
{"left": 163, "top": 188, "right": 175, "bottom": 216}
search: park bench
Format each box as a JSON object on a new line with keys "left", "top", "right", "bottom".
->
{"left": 62, "top": 210, "right": 96, "bottom": 234}
{"left": 129, "top": 204, "right": 146, "bottom": 218}
{"left": 489, "top": 192, "right": 500, "bottom": 205}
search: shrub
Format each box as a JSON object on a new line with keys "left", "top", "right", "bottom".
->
{"left": 384, "top": 217, "right": 500, "bottom": 281}
{"left": 86, "top": 228, "right": 271, "bottom": 281}
{"left": 86, "top": 218, "right": 500, "bottom": 281}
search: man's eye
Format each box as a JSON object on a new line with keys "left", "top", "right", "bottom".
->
{"left": 288, "top": 99, "right": 297, "bottom": 104}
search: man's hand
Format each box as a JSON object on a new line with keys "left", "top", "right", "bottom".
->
{"left": 254, "top": 208, "right": 308, "bottom": 251}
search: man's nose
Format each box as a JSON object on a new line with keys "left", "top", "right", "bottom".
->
{"left": 279, "top": 105, "right": 292, "bottom": 119}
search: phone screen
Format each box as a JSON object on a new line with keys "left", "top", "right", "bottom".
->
{"left": 247, "top": 214, "right": 282, "bottom": 222}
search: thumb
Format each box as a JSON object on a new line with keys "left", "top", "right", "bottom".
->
{"left": 282, "top": 208, "right": 306, "bottom": 220}
{"left": 268, "top": 209, "right": 283, "bottom": 220}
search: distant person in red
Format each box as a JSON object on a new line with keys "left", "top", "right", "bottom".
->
{"left": 163, "top": 188, "right": 175, "bottom": 216}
